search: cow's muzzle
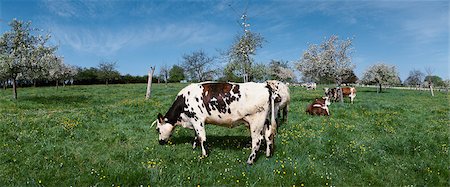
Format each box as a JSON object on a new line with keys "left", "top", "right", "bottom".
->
{"left": 159, "top": 140, "right": 167, "bottom": 145}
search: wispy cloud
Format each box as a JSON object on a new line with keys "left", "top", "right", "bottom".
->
{"left": 49, "top": 22, "right": 230, "bottom": 56}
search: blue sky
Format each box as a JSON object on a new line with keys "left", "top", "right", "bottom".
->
{"left": 1, "top": 0, "right": 448, "bottom": 81}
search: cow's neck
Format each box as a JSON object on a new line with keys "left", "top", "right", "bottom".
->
{"left": 164, "top": 95, "right": 188, "bottom": 125}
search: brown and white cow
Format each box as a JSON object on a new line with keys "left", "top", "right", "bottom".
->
{"left": 306, "top": 97, "right": 331, "bottom": 116}
{"left": 154, "top": 82, "right": 280, "bottom": 165}
{"left": 324, "top": 87, "right": 357, "bottom": 104}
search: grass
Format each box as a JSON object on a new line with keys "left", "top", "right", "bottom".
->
{"left": 0, "top": 83, "right": 448, "bottom": 186}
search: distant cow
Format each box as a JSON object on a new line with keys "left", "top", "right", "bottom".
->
{"left": 154, "top": 81, "right": 280, "bottom": 165}
{"left": 266, "top": 80, "right": 290, "bottom": 124}
{"left": 306, "top": 97, "right": 331, "bottom": 116}
{"left": 324, "top": 87, "right": 356, "bottom": 104}
{"left": 301, "top": 82, "right": 316, "bottom": 90}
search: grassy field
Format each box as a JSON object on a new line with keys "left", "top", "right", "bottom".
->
{"left": 0, "top": 83, "right": 448, "bottom": 186}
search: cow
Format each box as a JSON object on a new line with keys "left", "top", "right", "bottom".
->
{"left": 154, "top": 82, "right": 280, "bottom": 165}
{"left": 306, "top": 97, "right": 331, "bottom": 116}
{"left": 266, "top": 80, "right": 290, "bottom": 124}
{"left": 301, "top": 82, "right": 316, "bottom": 90}
{"left": 324, "top": 87, "right": 356, "bottom": 104}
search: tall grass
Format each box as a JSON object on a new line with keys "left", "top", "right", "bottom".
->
{"left": 0, "top": 84, "right": 448, "bottom": 186}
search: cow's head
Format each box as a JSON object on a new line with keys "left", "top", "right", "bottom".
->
{"left": 156, "top": 113, "right": 175, "bottom": 145}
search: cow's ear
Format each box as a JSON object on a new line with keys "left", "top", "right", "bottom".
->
{"left": 157, "top": 113, "right": 164, "bottom": 123}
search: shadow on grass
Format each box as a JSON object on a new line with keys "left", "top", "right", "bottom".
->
{"left": 171, "top": 135, "right": 251, "bottom": 150}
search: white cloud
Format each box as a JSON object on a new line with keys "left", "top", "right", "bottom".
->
{"left": 49, "top": 22, "right": 230, "bottom": 56}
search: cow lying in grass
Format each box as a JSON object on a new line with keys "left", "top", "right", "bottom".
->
{"left": 154, "top": 81, "right": 281, "bottom": 165}
{"left": 306, "top": 97, "right": 331, "bottom": 116}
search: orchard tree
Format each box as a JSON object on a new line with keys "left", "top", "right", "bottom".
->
{"left": 98, "top": 61, "right": 119, "bottom": 85}
{"left": 361, "top": 63, "right": 400, "bottom": 93}
{"left": 404, "top": 69, "right": 424, "bottom": 88}
{"left": 48, "top": 56, "right": 64, "bottom": 88}
{"left": 0, "top": 55, "right": 8, "bottom": 90}
{"left": 26, "top": 35, "right": 57, "bottom": 87}
{"left": 269, "top": 60, "right": 295, "bottom": 82}
{"left": 296, "top": 35, "right": 354, "bottom": 85}
{"left": 181, "top": 50, "right": 215, "bottom": 82}
{"left": 226, "top": 12, "right": 264, "bottom": 82}
{"left": 251, "top": 63, "right": 269, "bottom": 82}
{"left": 0, "top": 19, "right": 56, "bottom": 99}
{"left": 168, "top": 65, "right": 185, "bottom": 83}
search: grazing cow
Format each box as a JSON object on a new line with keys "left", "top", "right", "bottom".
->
{"left": 154, "top": 82, "right": 279, "bottom": 165}
{"left": 306, "top": 97, "right": 331, "bottom": 116}
{"left": 324, "top": 87, "right": 357, "bottom": 104}
{"left": 266, "top": 80, "right": 290, "bottom": 124}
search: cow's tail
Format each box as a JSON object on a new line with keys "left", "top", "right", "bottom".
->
{"left": 271, "top": 95, "right": 277, "bottom": 134}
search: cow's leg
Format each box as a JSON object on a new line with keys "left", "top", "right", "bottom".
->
{"left": 193, "top": 122, "right": 208, "bottom": 157}
{"left": 192, "top": 135, "right": 198, "bottom": 149}
{"left": 247, "top": 117, "right": 265, "bottom": 165}
{"left": 282, "top": 105, "right": 289, "bottom": 123}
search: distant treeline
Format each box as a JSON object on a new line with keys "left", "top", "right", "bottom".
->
{"left": 0, "top": 66, "right": 167, "bottom": 88}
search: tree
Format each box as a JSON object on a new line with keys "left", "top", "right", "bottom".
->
{"left": 25, "top": 35, "right": 57, "bottom": 87}
{"left": 74, "top": 67, "right": 99, "bottom": 85}
{"left": 296, "top": 35, "right": 354, "bottom": 86}
{"left": 181, "top": 50, "right": 215, "bottom": 82}
{"left": 404, "top": 69, "right": 424, "bottom": 88}
{"left": 97, "top": 61, "right": 119, "bottom": 85}
{"left": 47, "top": 55, "right": 64, "bottom": 88}
{"left": 361, "top": 63, "right": 400, "bottom": 93}
{"left": 268, "top": 60, "right": 295, "bottom": 82}
{"left": 168, "top": 65, "right": 185, "bottom": 83}
{"left": 0, "top": 19, "right": 56, "bottom": 99}
{"left": 342, "top": 69, "right": 358, "bottom": 84}
{"left": 225, "top": 11, "right": 264, "bottom": 82}
{"left": 424, "top": 75, "right": 444, "bottom": 87}
{"left": 160, "top": 64, "right": 169, "bottom": 85}
{"left": 251, "top": 63, "right": 269, "bottom": 82}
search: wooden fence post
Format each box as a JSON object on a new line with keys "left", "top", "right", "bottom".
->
{"left": 146, "top": 66, "right": 156, "bottom": 100}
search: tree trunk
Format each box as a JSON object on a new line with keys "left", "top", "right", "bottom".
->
{"left": 377, "top": 83, "right": 382, "bottom": 93}
{"left": 33, "top": 79, "right": 37, "bottom": 87}
{"left": 12, "top": 78, "right": 17, "bottom": 100}
{"left": 146, "top": 67, "right": 156, "bottom": 100}
{"left": 2, "top": 80, "right": 6, "bottom": 90}
{"left": 106, "top": 79, "right": 109, "bottom": 86}
{"left": 56, "top": 80, "right": 59, "bottom": 89}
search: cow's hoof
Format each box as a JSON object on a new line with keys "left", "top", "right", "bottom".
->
{"left": 246, "top": 160, "right": 253, "bottom": 165}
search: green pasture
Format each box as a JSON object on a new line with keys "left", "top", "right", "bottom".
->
{"left": 0, "top": 83, "right": 448, "bottom": 186}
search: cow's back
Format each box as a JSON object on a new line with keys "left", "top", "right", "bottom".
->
{"left": 178, "top": 82, "right": 271, "bottom": 126}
